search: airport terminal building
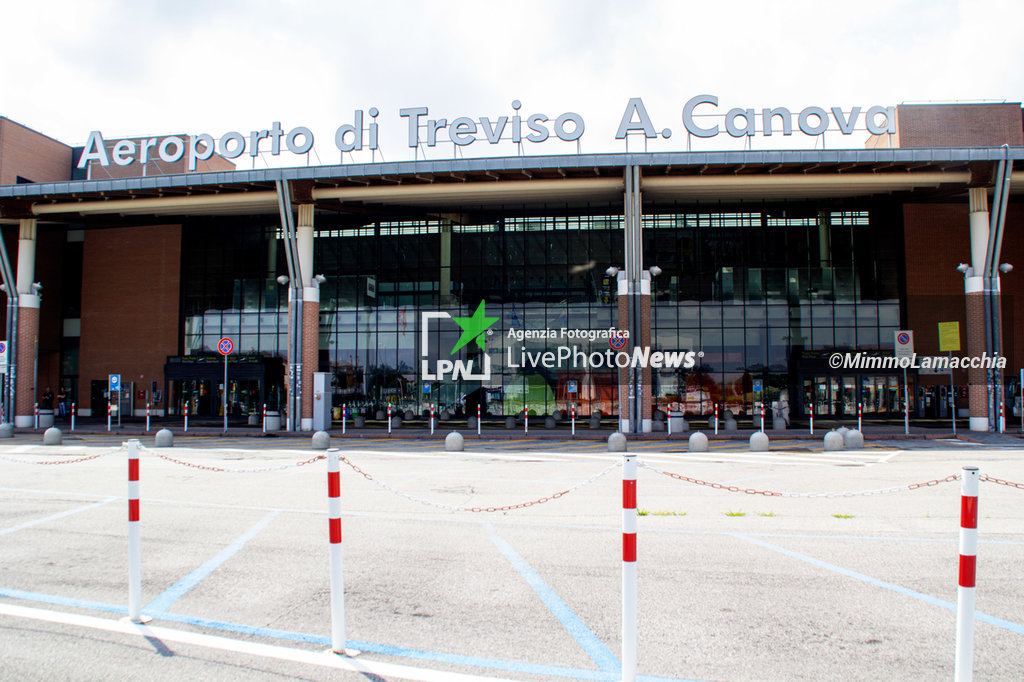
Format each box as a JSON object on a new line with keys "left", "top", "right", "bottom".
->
{"left": 0, "top": 101, "right": 1020, "bottom": 432}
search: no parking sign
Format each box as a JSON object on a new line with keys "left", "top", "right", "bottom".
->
{"left": 894, "top": 330, "right": 914, "bottom": 359}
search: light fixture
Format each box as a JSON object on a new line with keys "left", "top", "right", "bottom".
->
{"left": 313, "top": 274, "right": 327, "bottom": 284}
{"left": 605, "top": 266, "right": 619, "bottom": 277}
{"left": 648, "top": 265, "right": 662, "bottom": 277}
{"left": 956, "top": 263, "right": 970, "bottom": 274}
{"left": 276, "top": 275, "right": 290, "bottom": 285}
{"left": 999, "top": 263, "right": 1014, "bottom": 274}
{"left": 0, "top": 284, "right": 6, "bottom": 293}
{"left": 31, "top": 282, "right": 42, "bottom": 294}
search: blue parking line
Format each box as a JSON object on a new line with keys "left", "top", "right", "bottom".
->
{"left": 482, "top": 521, "right": 620, "bottom": 673}
{"left": 144, "top": 510, "right": 280, "bottom": 615}
{"left": 0, "top": 586, "right": 699, "bottom": 681}
{"left": 733, "top": 533, "right": 1024, "bottom": 636}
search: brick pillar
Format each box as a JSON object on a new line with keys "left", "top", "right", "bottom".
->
{"left": 617, "top": 276, "right": 629, "bottom": 431}
{"left": 14, "top": 218, "right": 39, "bottom": 428}
{"left": 301, "top": 295, "right": 319, "bottom": 431}
{"left": 639, "top": 276, "right": 652, "bottom": 430}
{"left": 296, "top": 203, "right": 317, "bottom": 432}
{"left": 966, "top": 188, "right": 990, "bottom": 431}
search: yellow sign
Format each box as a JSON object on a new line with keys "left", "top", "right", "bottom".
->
{"left": 938, "top": 321, "right": 961, "bottom": 352}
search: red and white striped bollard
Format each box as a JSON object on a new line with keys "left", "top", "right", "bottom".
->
{"left": 262, "top": 403, "right": 267, "bottom": 433}
{"left": 760, "top": 403, "right": 765, "bottom": 433}
{"left": 34, "top": 402, "right": 38, "bottom": 429}
{"left": 477, "top": 404, "right": 481, "bottom": 436}
{"left": 107, "top": 402, "right": 112, "bottom": 432}
{"left": 387, "top": 403, "right": 392, "bottom": 435}
{"left": 327, "top": 449, "right": 346, "bottom": 654}
{"left": 858, "top": 402, "right": 862, "bottom": 432}
{"left": 571, "top": 404, "right": 576, "bottom": 437}
{"left": 999, "top": 400, "right": 1005, "bottom": 434}
{"left": 622, "top": 451, "right": 638, "bottom": 682}
{"left": 714, "top": 403, "right": 719, "bottom": 435}
{"left": 70, "top": 402, "right": 76, "bottom": 431}
{"left": 430, "top": 404, "right": 435, "bottom": 436}
{"left": 127, "top": 439, "right": 142, "bottom": 622}
{"left": 524, "top": 404, "right": 529, "bottom": 434}
{"left": 183, "top": 402, "right": 189, "bottom": 432}
{"left": 809, "top": 403, "right": 814, "bottom": 435}
{"left": 145, "top": 403, "right": 151, "bottom": 432}
{"left": 341, "top": 404, "right": 347, "bottom": 435}
{"left": 955, "top": 466, "right": 980, "bottom": 682}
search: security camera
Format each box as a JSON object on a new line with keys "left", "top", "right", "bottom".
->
{"left": 999, "top": 263, "right": 1014, "bottom": 274}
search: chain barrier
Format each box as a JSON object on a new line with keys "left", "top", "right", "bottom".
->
{"left": 336, "top": 453, "right": 621, "bottom": 512}
{"left": 640, "top": 461, "right": 962, "bottom": 498}
{"left": 980, "top": 474, "right": 1024, "bottom": 490}
{"left": 141, "top": 445, "right": 326, "bottom": 473}
{"left": 0, "top": 445, "right": 125, "bottom": 466}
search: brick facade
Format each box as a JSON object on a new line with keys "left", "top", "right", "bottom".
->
{"left": 79, "top": 226, "right": 181, "bottom": 414}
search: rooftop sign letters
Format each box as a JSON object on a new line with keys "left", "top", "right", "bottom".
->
{"left": 77, "top": 95, "right": 896, "bottom": 170}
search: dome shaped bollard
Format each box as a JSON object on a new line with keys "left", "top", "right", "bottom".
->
{"left": 43, "top": 427, "right": 62, "bottom": 445}
{"left": 353, "top": 415, "right": 366, "bottom": 428}
{"left": 445, "top": 431, "right": 465, "bottom": 451}
{"left": 824, "top": 431, "right": 844, "bottom": 451}
{"left": 688, "top": 431, "right": 709, "bottom": 452}
{"left": 0, "top": 423, "right": 14, "bottom": 438}
{"left": 749, "top": 431, "right": 770, "bottom": 452}
{"left": 843, "top": 429, "right": 864, "bottom": 449}
{"left": 723, "top": 417, "right": 738, "bottom": 432}
{"left": 589, "top": 416, "right": 601, "bottom": 429}
{"left": 311, "top": 431, "right": 330, "bottom": 450}
{"left": 608, "top": 432, "right": 627, "bottom": 452}
{"left": 544, "top": 416, "right": 556, "bottom": 429}
{"left": 505, "top": 416, "right": 517, "bottom": 429}
{"left": 154, "top": 428, "right": 174, "bottom": 447}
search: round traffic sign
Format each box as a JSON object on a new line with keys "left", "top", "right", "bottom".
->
{"left": 218, "top": 337, "right": 234, "bottom": 355}
{"left": 0, "top": 342, "right": 6, "bottom": 353}
{"left": 609, "top": 333, "right": 627, "bottom": 351}
{"left": 896, "top": 332, "right": 911, "bottom": 345}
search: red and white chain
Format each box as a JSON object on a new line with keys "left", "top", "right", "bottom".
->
{"left": 0, "top": 445, "right": 124, "bottom": 466}
{"left": 980, "top": 474, "right": 1024, "bottom": 490}
{"left": 336, "top": 453, "right": 620, "bottom": 512}
{"left": 640, "top": 461, "right": 961, "bottom": 498}
{"left": 143, "top": 445, "right": 326, "bottom": 473}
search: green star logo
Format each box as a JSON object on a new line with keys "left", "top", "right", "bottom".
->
{"left": 450, "top": 300, "right": 498, "bottom": 355}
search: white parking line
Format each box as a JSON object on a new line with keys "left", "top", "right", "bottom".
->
{"left": 0, "top": 497, "right": 117, "bottom": 536}
{"left": 0, "top": 602, "right": 519, "bottom": 682}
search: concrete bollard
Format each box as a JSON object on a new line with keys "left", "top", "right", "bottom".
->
{"left": 505, "top": 416, "right": 517, "bottom": 429}
{"left": 154, "top": 428, "right": 174, "bottom": 447}
{"left": 403, "top": 410, "right": 414, "bottom": 421}
{"left": 688, "top": 431, "right": 709, "bottom": 452}
{"left": 843, "top": 429, "right": 864, "bottom": 449}
{"left": 589, "top": 416, "right": 601, "bottom": 429}
{"left": 312, "top": 431, "right": 330, "bottom": 450}
{"left": 544, "top": 416, "right": 557, "bottom": 429}
{"left": 390, "top": 416, "right": 403, "bottom": 429}
{"left": 375, "top": 410, "right": 385, "bottom": 421}
{"left": 445, "top": 431, "right": 464, "bottom": 451}
{"left": 608, "top": 432, "right": 627, "bottom": 452}
{"left": 723, "top": 417, "right": 738, "bottom": 432}
{"left": 749, "top": 431, "right": 769, "bottom": 452}
{"left": 824, "top": 431, "right": 844, "bottom": 451}
{"left": 552, "top": 410, "right": 563, "bottom": 422}
{"left": 43, "top": 427, "right": 62, "bottom": 445}
{"left": 772, "top": 418, "right": 787, "bottom": 431}
{"left": 837, "top": 426, "right": 850, "bottom": 437}
{"left": 353, "top": 416, "right": 366, "bottom": 428}
{"left": 0, "top": 423, "right": 13, "bottom": 438}
{"left": 467, "top": 415, "right": 478, "bottom": 430}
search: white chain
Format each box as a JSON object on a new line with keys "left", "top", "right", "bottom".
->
{"left": 138, "top": 443, "right": 325, "bottom": 473}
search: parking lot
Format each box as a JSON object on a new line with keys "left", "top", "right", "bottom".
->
{"left": 2, "top": 433, "right": 1024, "bottom": 680}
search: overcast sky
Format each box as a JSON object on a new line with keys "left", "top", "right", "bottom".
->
{"left": 2, "top": 0, "right": 1023, "bottom": 167}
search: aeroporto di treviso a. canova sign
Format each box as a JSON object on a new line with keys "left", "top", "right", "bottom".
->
{"left": 77, "top": 95, "right": 897, "bottom": 171}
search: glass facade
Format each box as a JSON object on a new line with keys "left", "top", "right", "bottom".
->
{"left": 178, "top": 203, "right": 904, "bottom": 420}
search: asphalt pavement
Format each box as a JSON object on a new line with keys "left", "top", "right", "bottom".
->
{"left": 2, "top": 431, "right": 1023, "bottom": 681}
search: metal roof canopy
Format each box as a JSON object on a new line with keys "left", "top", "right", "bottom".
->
{"left": 1, "top": 148, "right": 1022, "bottom": 220}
